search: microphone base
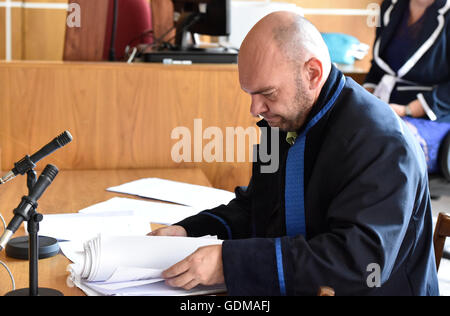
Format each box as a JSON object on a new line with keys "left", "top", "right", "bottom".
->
{"left": 5, "top": 236, "right": 59, "bottom": 260}
{"left": 5, "top": 288, "right": 63, "bottom": 296}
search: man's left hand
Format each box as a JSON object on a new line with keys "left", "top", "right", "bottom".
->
{"left": 162, "top": 245, "right": 225, "bottom": 290}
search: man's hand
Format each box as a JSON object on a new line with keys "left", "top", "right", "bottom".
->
{"left": 162, "top": 244, "right": 225, "bottom": 290}
{"left": 389, "top": 99, "right": 425, "bottom": 117}
{"left": 147, "top": 225, "right": 187, "bottom": 237}
{"left": 389, "top": 103, "right": 407, "bottom": 116}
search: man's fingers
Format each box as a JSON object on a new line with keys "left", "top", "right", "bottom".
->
{"left": 182, "top": 279, "right": 200, "bottom": 290}
{"left": 147, "top": 225, "right": 187, "bottom": 237}
{"left": 162, "top": 256, "right": 192, "bottom": 279}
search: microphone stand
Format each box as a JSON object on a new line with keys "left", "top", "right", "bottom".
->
{"left": 5, "top": 169, "right": 63, "bottom": 296}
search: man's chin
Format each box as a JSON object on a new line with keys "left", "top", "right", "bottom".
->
{"left": 266, "top": 120, "right": 292, "bottom": 132}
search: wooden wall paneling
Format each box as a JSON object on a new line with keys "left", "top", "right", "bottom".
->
{"left": 0, "top": 7, "right": 4, "bottom": 60}
{"left": 23, "top": 8, "right": 67, "bottom": 60}
{"left": 0, "top": 7, "right": 24, "bottom": 60}
{"left": 11, "top": 8, "right": 23, "bottom": 60}
{"left": 0, "top": 1, "right": 68, "bottom": 61}
{"left": 0, "top": 63, "right": 255, "bottom": 191}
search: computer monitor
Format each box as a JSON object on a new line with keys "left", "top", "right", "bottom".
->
{"left": 144, "top": 0, "right": 236, "bottom": 63}
{"left": 171, "top": 0, "right": 231, "bottom": 50}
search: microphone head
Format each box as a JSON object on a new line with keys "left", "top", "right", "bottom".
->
{"left": 56, "top": 131, "right": 73, "bottom": 147}
{"left": 42, "top": 164, "right": 59, "bottom": 182}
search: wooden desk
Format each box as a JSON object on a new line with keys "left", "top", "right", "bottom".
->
{"left": 0, "top": 168, "right": 211, "bottom": 296}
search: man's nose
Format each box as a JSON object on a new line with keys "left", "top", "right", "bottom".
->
{"left": 250, "top": 95, "right": 268, "bottom": 118}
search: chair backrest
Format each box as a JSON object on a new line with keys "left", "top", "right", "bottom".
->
{"left": 433, "top": 212, "right": 450, "bottom": 271}
{"left": 103, "top": 0, "right": 153, "bottom": 61}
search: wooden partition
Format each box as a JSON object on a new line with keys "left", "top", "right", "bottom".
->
{"left": 0, "top": 61, "right": 257, "bottom": 191}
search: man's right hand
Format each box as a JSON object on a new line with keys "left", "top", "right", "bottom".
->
{"left": 147, "top": 225, "right": 187, "bottom": 237}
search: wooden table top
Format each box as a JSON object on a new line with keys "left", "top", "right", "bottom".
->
{"left": 0, "top": 168, "right": 211, "bottom": 296}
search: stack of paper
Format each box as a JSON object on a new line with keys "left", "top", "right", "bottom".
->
{"left": 62, "top": 235, "right": 227, "bottom": 296}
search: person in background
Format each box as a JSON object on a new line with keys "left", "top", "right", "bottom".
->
{"left": 150, "top": 12, "right": 439, "bottom": 296}
{"left": 364, "top": 0, "right": 450, "bottom": 176}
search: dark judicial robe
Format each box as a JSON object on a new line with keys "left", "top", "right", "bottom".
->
{"left": 364, "top": 0, "right": 450, "bottom": 122}
{"left": 177, "top": 66, "right": 439, "bottom": 296}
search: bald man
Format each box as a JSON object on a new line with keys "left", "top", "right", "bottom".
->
{"left": 151, "top": 12, "right": 439, "bottom": 296}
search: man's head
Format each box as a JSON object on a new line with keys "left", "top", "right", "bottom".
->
{"left": 238, "top": 12, "right": 331, "bottom": 132}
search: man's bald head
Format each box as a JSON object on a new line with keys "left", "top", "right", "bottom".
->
{"left": 238, "top": 12, "right": 333, "bottom": 132}
{"left": 240, "top": 11, "right": 331, "bottom": 77}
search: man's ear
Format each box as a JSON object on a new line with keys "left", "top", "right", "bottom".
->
{"left": 304, "top": 57, "right": 323, "bottom": 90}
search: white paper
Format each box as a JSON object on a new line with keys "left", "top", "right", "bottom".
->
{"left": 107, "top": 178, "right": 235, "bottom": 210}
{"left": 106, "top": 267, "right": 164, "bottom": 283}
{"left": 65, "top": 235, "right": 226, "bottom": 296}
{"left": 37, "top": 213, "right": 151, "bottom": 242}
{"left": 78, "top": 197, "right": 201, "bottom": 225}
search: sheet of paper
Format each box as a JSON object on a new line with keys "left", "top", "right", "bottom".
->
{"left": 37, "top": 213, "right": 151, "bottom": 242}
{"left": 101, "top": 280, "right": 226, "bottom": 296}
{"left": 106, "top": 178, "right": 235, "bottom": 210}
{"left": 74, "top": 278, "right": 226, "bottom": 296}
{"left": 87, "top": 278, "right": 165, "bottom": 294}
{"left": 78, "top": 197, "right": 201, "bottom": 225}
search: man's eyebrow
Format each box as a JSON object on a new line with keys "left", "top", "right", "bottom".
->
{"left": 248, "top": 87, "right": 277, "bottom": 95}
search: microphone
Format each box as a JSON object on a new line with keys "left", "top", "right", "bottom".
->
{"left": 0, "top": 131, "right": 72, "bottom": 185}
{"left": 0, "top": 164, "right": 59, "bottom": 251}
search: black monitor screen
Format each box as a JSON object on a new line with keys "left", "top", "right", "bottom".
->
{"left": 172, "top": 0, "right": 230, "bottom": 49}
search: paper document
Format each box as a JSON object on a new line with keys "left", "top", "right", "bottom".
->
{"left": 35, "top": 196, "right": 205, "bottom": 243}
{"left": 107, "top": 178, "right": 235, "bottom": 210}
{"left": 35, "top": 212, "right": 150, "bottom": 242}
{"left": 78, "top": 197, "right": 201, "bottom": 225}
{"left": 62, "top": 235, "right": 226, "bottom": 296}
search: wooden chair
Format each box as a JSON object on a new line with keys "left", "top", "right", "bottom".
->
{"left": 433, "top": 212, "right": 450, "bottom": 271}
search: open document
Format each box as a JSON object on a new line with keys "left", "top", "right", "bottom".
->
{"left": 62, "top": 235, "right": 227, "bottom": 296}
{"left": 107, "top": 178, "right": 235, "bottom": 210}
